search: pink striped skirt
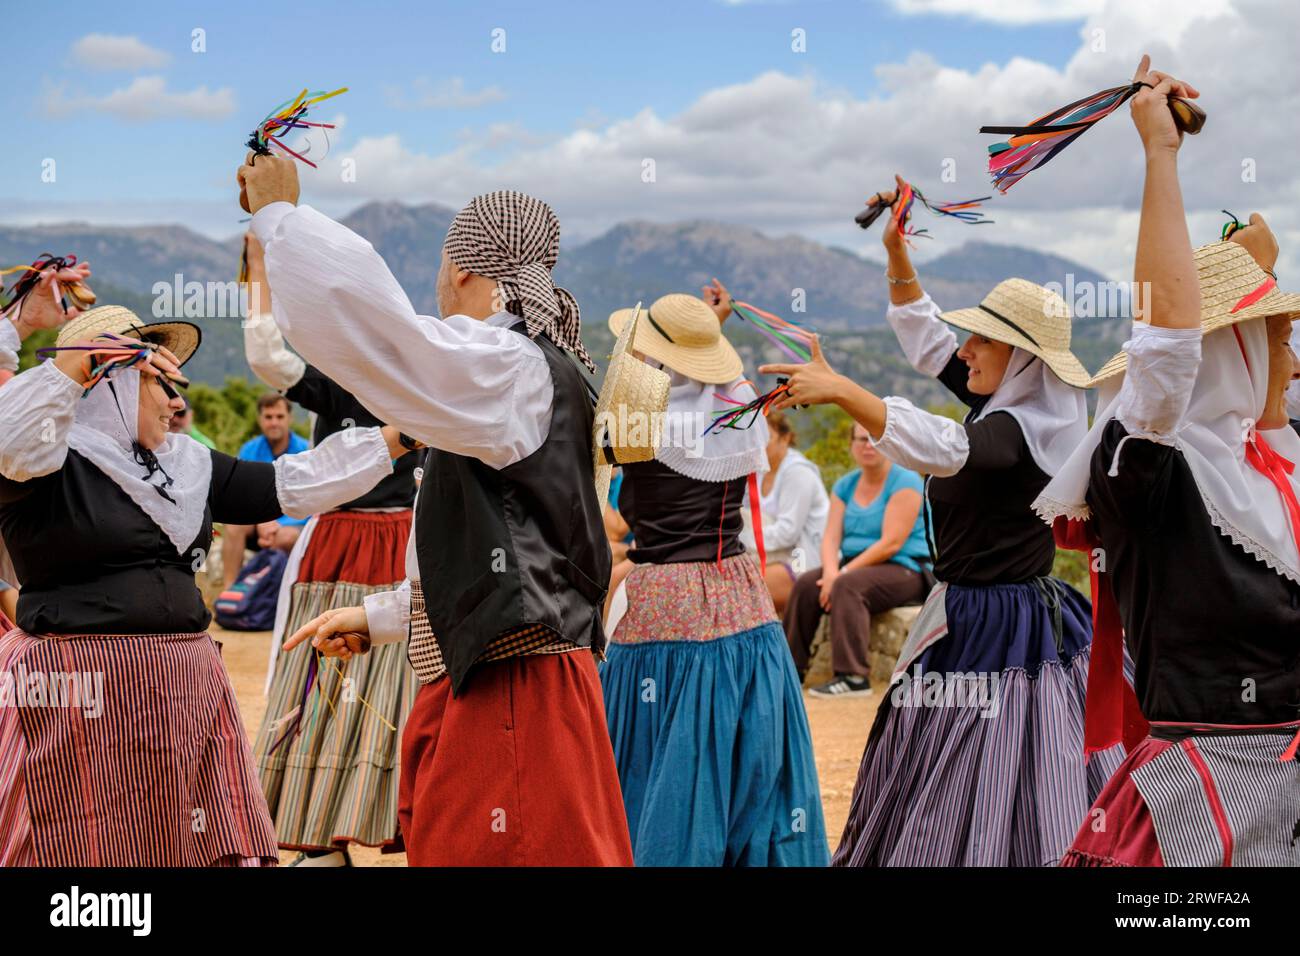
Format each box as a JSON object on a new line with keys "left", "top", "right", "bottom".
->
{"left": 0, "top": 627, "right": 277, "bottom": 867}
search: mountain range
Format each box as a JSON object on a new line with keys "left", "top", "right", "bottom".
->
{"left": 0, "top": 202, "right": 1131, "bottom": 407}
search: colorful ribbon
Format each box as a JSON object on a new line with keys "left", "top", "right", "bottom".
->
{"left": 1220, "top": 210, "right": 1246, "bottom": 241}
{"left": 1, "top": 253, "right": 83, "bottom": 317}
{"left": 981, "top": 83, "right": 1146, "bottom": 193}
{"left": 730, "top": 299, "right": 815, "bottom": 362}
{"left": 705, "top": 378, "right": 792, "bottom": 435}
{"left": 854, "top": 180, "right": 992, "bottom": 243}
{"left": 246, "top": 87, "right": 348, "bottom": 168}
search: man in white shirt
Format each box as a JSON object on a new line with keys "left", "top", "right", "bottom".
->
{"left": 239, "top": 154, "right": 633, "bottom": 866}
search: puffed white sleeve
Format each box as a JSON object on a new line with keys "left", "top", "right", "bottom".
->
{"left": 243, "top": 309, "right": 306, "bottom": 392}
{"left": 252, "top": 202, "right": 553, "bottom": 470}
{"left": 0, "top": 361, "right": 83, "bottom": 482}
{"left": 869, "top": 396, "right": 970, "bottom": 478}
{"left": 1112, "top": 323, "right": 1202, "bottom": 445}
{"left": 885, "top": 293, "right": 958, "bottom": 378}
{"left": 272, "top": 426, "right": 394, "bottom": 518}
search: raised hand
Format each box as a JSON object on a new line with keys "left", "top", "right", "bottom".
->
{"left": 12, "top": 260, "right": 94, "bottom": 334}
{"left": 237, "top": 151, "right": 300, "bottom": 215}
{"left": 760, "top": 334, "right": 845, "bottom": 411}
{"left": 1130, "top": 54, "right": 1200, "bottom": 155}
{"left": 1227, "top": 213, "right": 1279, "bottom": 274}
{"left": 701, "top": 277, "right": 732, "bottom": 322}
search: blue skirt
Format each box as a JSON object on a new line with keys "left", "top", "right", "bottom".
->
{"left": 601, "top": 622, "right": 830, "bottom": 866}
{"left": 833, "top": 578, "right": 1126, "bottom": 867}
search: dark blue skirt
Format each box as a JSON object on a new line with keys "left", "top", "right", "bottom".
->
{"left": 833, "top": 578, "right": 1126, "bottom": 867}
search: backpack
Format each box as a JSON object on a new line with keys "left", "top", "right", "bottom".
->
{"left": 214, "top": 548, "right": 287, "bottom": 631}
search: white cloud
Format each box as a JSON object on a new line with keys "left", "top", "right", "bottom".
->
{"left": 386, "top": 77, "right": 507, "bottom": 110}
{"left": 70, "top": 34, "right": 171, "bottom": 71}
{"left": 888, "top": 0, "right": 1106, "bottom": 24}
{"left": 44, "top": 75, "right": 236, "bottom": 122}
{"left": 294, "top": 0, "right": 1300, "bottom": 281}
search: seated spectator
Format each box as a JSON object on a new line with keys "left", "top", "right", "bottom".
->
{"left": 783, "top": 423, "right": 931, "bottom": 697}
{"left": 741, "top": 411, "right": 829, "bottom": 616}
{"left": 221, "top": 393, "right": 310, "bottom": 586}
{"left": 169, "top": 397, "right": 216, "bottom": 449}
{"left": 603, "top": 467, "right": 636, "bottom": 628}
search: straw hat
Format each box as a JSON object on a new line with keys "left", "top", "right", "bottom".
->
{"left": 56, "top": 305, "right": 201, "bottom": 367}
{"left": 608, "top": 293, "right": 742, "bottom": 385}
{"left": 1089, "top": 241, "right": 1300, "bottom": 384}
{"left": 937, "top": 278, "right": 1091, "bottom": 388}
{"left": 592, "top": 303, "right": 671, "bottom": 511}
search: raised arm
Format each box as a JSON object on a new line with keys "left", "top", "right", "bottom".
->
{"left": 1129, "top": 55, "right": 1201, "bottom": 332}
{"left": 242, "top": 233, "right": 306, "bottom": 392}
{"left": 237, "top": 155, "right": 553, "bottom": 470}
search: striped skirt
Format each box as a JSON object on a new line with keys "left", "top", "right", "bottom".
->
{"left": 0, "top": 627, "right": 277, "bottom": 867}
{"left": 252, "top": 509, "right": 416, "bottom": 852}
{"left": 1062, "top": 727, "right": 1300, "bottom": 867}
{"left": 833, "top": 578, "right": 1125, "bottom": 867}
{"left": 602, "top": 553, "right": 829, "bottom": 866}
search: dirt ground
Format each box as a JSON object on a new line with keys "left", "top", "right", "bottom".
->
{"left": 216, "top": 624, "right": 878, "bottom": 865}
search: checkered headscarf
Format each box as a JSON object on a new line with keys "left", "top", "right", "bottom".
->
{"left": 444, "top": 190, "right": 593, "bottom": 371}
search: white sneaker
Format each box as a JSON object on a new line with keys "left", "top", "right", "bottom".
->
{"left": 287, "top": 849, "right": 351, "bottom": 867}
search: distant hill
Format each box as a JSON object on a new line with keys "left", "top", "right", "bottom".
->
{"left": 0, "top": 205, "right": 1132, "bottom": 408}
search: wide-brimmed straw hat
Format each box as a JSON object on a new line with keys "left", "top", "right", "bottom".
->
{"left": 608, "top": 293, "right": 743, "bottom": 385}
{"left": 592, "top": 302, "right": 671, "bottom": 511}
{"left": 56, "top": 305, "right": 201, "bottom": 367}
{"left": 1088, "top": 240, "right": 1300, "bottom": 385}
{"left": 937, "top": 278, "right": 1091, "bottom": 388}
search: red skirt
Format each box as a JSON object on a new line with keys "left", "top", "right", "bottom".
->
{"left": 399, "top": 651, "right": 633, "bottom": 866}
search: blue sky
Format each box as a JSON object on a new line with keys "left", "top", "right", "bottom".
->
{"left": 5, "top": 0, "right": 1079, "bottom": 226}
{"left": 4, "top": 0, "right": 1294, "bottom": 281}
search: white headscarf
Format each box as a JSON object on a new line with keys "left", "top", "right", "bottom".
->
{"left": 1036, "top": 319, "right": 1300, "bottom": 584}
{"left": 653, "top": 368, "right": 769, "bottom": 483}
{"left": 66, "top": 368, "right": 213, "bottom": 554}
{"left": 970, "top": 347, "right": 1089, "bottom": 478}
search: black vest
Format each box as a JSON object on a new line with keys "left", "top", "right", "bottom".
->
{"left": 413, "top": 323, "right": 611, "bottom": 694}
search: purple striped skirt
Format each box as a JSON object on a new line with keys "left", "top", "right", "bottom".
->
{"left": 832, "top": 578, "right": 1126, "bottom": 867}
{"left": 0, "top": 627, "right": 277, "bottom": 867}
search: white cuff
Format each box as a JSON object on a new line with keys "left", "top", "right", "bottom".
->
{"left": 885, "top": 293, "right": 957, "bottom": 378}
{"left": 273, "top": 426, "right": 393, "bottom": 518}
{"left": 1113, "top": 322, "right": 1202, "bottom": 444}
{"left": 251, "top": 201, "right": 297, "bottom": 248}
{"left": 871, "top": 395, "right": 969, "bottom": 478}
{"left": 364, "top": 580, "right": 411, "bottom": 647}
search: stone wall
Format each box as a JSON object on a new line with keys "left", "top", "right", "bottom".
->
{"left": 803, "top": 605, "right": 922, "bottom": 687}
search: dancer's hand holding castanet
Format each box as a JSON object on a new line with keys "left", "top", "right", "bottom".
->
{"left": 237, "top": 150, "right": 300, "bottom": 214}
{"left": 1129, "top": 54, "right": 1200, "bottom": 155}
{"left": 284, "top": 605, "right": 371, "bottom": 661}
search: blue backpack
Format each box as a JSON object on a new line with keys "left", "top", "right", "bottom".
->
{"left": 214, "top": 548, "right": 287, "bottom": 631}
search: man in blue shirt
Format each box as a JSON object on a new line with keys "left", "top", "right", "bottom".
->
{"left": 221, "top": 393, "right": 311, "bottom": 587}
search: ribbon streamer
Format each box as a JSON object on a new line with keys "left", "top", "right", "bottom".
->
{"left": 1, "top": 254, "right": 91, "bottom": 317}
{"left": 980, "top": 82, "right": 1204, "bottom": 193}
{"left": 730, "top": 299, "right": 815, "bottom": 362}
{"left": 246, "top": 87, "right": 348, "bottom": 169}
{"left": 854, "top": 181, "right": 992, "bottom": 243}
{"left": 1220, "top": 210, "right": 1245, "bottom": 241}
{"left": 705, "top": 378, "right": 793, "bottom": 435}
